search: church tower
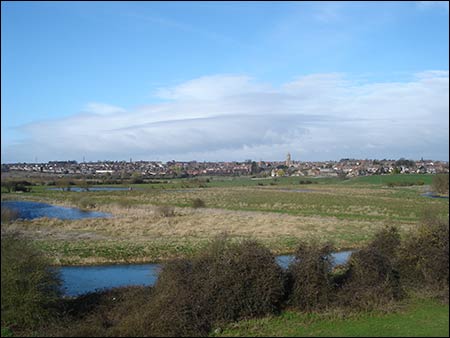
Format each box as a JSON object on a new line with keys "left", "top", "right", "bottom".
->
{"left": 286, "top": 152, "right": 291, "bottom": 167}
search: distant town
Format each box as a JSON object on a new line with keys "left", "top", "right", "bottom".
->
{"left": 2, "top": 154, "right": 448, "bottom": 179}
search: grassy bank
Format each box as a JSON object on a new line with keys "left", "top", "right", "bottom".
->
{"left": 214, "top": 297, "right": 449, "bottom": 337}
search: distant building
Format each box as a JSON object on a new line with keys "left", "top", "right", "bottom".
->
{"left": 286, "top": 152, "right": 291, "bottom": 167}
{"left": 95, "top": 170, "right": 115, "bottom": 174}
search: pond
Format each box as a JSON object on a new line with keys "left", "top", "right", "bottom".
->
{"left": 1, "top": 200, "right": 112, "bottom": 220}
{"left": 59, "top": 251, "right": 353, "bottom": 296}
{"left": 276, "top": 188, "right": 315, "bottom": 193}
{"left": 48, "top": 187, "right": 133, "bottom": 192}
{"left": 421, "top": 192, "right": 449, "bottom": 199}
{"left": 276, "top": 250, "right": 352, "bottom": 269}
{"left": 60, "top": 263, "right": 161, "bottom": 297}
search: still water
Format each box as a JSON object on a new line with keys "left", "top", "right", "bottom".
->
{"left": 1, "top": 200, "right": 112, "bottom": 220}
{"left": 421, "top": 192, "right": 449, "bottom": 199}
{"left": 59, "top": 251, "right": 353, "bottom": 296}
{"left": 48, "top": 187, "right": 132, "bottom": 192}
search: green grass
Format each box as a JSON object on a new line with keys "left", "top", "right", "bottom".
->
{"left": 0, "top": 327, "right": 14, "bottom": 337}
{"left": 34, "top": 239, "right": 211, "bottom": 265}
{"left": 342, "top": 174, "right": 434, "bottom": 186}
{"left": 2, "top": 174, "right": 446, "bottom": 265}
{"left": 10, "top": 179, "right": 446, "bottom": 224}
{"left": 215, "top": 298, "right": 449, "bottom": 337}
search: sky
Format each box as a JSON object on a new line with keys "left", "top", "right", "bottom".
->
{"left": 1, "top": 1, "right": 449, "bottom": 163}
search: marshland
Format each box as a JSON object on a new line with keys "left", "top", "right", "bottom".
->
{"left": 1, "top": 173, "right": 449, "bottom": 336}
{"left": 1, "top": 174, "right": 447, "bottom": 265}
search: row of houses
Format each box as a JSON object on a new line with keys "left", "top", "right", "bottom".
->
{"left": 2, "top": 158, "right": 448, "bottom": 178}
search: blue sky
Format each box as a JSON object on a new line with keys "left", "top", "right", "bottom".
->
{"left": 1, "top": 1, "right": 449, "bottom": 163}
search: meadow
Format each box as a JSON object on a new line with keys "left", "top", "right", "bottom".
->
{"left": 214, "top": 297, "right": 449, "bottom": 337}
{"left": 1, "top": 174, "right": 447, "bottom": 265}
{"left": 1, "top": 173, "right": 449, "bottom": 337}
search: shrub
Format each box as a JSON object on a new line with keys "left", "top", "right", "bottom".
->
{"left": 432, "top": 173, "right": 449, "bottom": 195}
{"left": 192, "top": 198, "right": 206, "bottom": 208}
{"left": 398, "top": 214, "right": 449, "bottom": 300}
{"left": 46, "top": 286, "right": 152, "bottom": 337}
{"left": 336, "top": 249, "right": 403, "bottom": 311}
{"left": 1, "top": 235, "right": 62, "bottom": 330}
{"left": 200, "top": 239, "right": 286, "bottom": 323}
{"left": 136, "top": 259, "right": 207, "bottom": 337}
{"left": 286, "top": 241, "right": 336, "bottom": 311}
{"left": 77, "top": 197, "right": 97, "bottom": 210}
{"left": 336, "top": 226, "right": 403, "bottom": 311}
{"left": 1, "top": 181, "right": 33, "bottom": 193}
{"left": 77, "top": 180, "right": 91, "bottom": 191}
{"left": 140, "top": 237, "right": 285, "bottom": 336}
{"left": 1, "top": 207, "right": 19, "bottom": 224}
{"left": 367, "top": 225, "right": 401, "bottom": 258}
{"left": 155, "top": 205, "right": 175, "bottom": 217}
{"left": 131, "top": 178, "right": 144, "bottom": 184}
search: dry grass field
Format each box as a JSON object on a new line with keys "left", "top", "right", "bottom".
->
{"left": 1, "top": 176, "right": 448, "bottom": 265}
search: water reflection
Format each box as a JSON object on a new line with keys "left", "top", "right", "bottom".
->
{"left": 1, "top": 200, "right": 111, "bottom": 220}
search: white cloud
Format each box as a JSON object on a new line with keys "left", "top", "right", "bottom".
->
{"left": 83, "top": 103, "right": 127, "bottom": 115}
{"left": 155, "top": 75, "right": 272, "bottom": 101}
{"left": 2, "top": 71, "right": 449, "bottom": 162}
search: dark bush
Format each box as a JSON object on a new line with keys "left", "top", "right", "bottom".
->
{"left": 432, "top": 173, "right": 449, "bottom": 195}
{"left": 367, "top": 225, "right": 401, "bottom": 258}
{"left": 77, "top": 197, "right": 97, "bottom": 210}
{"left": 1, "top": 235, "right": 62, "bottom": 330}
{"left": 140, "top": 237, "right": 285, "bottom": 336}
{"left": 199, "top": 239, "right": 286, "bottom": 323}
{"left": 398, "top": 214, "right": 449, "bottom": 300}
{"left": 192, "top": 198, "right": 206, "bottom": 208}
{"left": 335, "top": 226, "right": 403, "bottom": 311}
{"left": 387, "top": 181, "right": 415, "bottom": 187}
{"left": 134, "top": 259, "right": 207, "bottom": 337}
{"left": 336, "top": 249, "right": 403, "bottom": 311}
{"left": 1, "top": 206, "right": 19, "bottom": 224}
{"left": 45, "top": 286, "right": 153, "bottom": 337}
{"left": 131, "top": 178, "right": 144, "bottom": 184}
{"left": 155, "top": 205, "right": 175, "bottom": 217}
{"left": 1, "top": 180, "right": 33, "bottom": 193}
{"left": 286, "top": 241, "right": 336, "bottom": 311}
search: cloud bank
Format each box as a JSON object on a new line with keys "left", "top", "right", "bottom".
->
{"left": 3, "top": 71, "right": 449, "bottom": 162}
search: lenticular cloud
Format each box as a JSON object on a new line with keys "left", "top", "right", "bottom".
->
{"left": 3, "top": 71, "right": 449, "bottom": 162}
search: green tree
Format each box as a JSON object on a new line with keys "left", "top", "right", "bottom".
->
{"left": 391, "top": 167, "right": 401, "bottom": 175}
{"left": 251, "top": 161, "right": 259, "bottom": 175}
